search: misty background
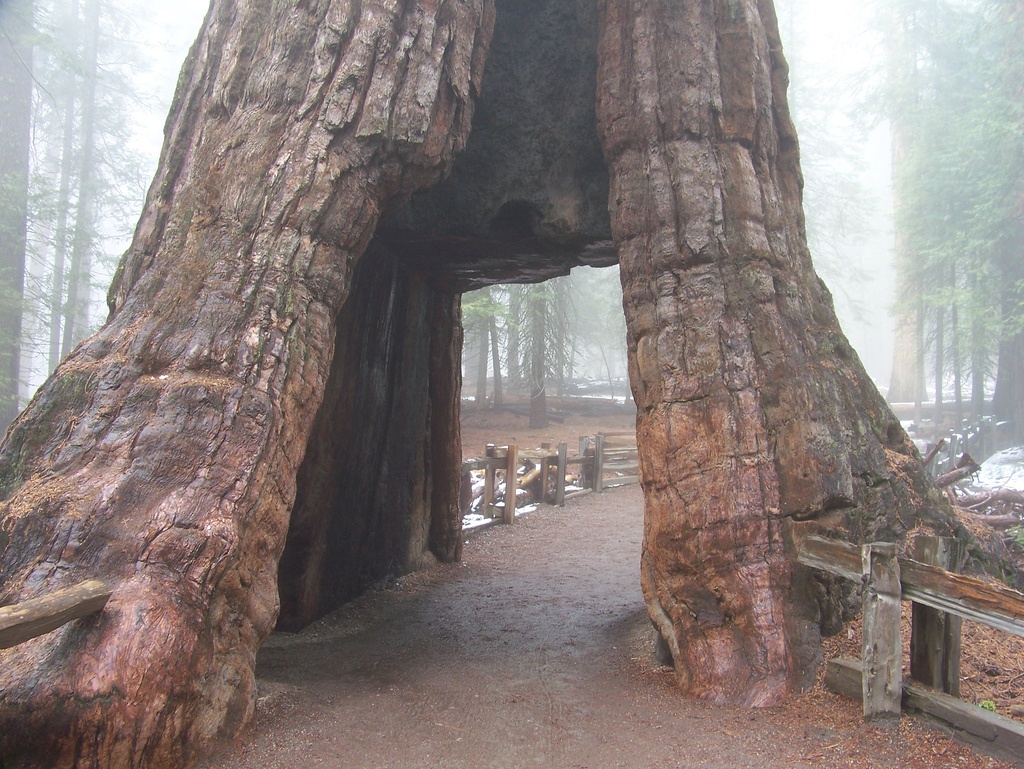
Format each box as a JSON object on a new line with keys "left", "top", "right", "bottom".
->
{"left": 2, "top": 0, "right": 1020, "bottom": 432}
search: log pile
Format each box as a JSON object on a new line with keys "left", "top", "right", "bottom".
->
{"left": 937, "top": 452, "right": 1024, "bottom": 568}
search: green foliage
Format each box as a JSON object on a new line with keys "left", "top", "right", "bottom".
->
{"left": 1009, "top": 526, "right": 1024, "bottom": 552}
{"left": 979, "top": 699, "right": 997, "bottom": 712}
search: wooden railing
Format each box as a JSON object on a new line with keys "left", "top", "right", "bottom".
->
{"left": 0, "top": 579, "right": 113, "bottom": 649}
{"left": 461, "top": 432, "right": 640, "bottom": 528}
{"left": 798, "top": 534, "right": 1024, "bottom": 761}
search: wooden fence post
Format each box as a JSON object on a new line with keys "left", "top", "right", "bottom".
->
{"left": 503, "top": 444, "right": 518, "bottom": 525}
{"left": 862, "top": 542, "right": 902, "bottom": 721}
{"left": 483, "top": 444, "right": 496, "bottom": 518}
{"left": 555, "top": 442, "right": 568, "bottom": 507}
{"left": 911, "top": 536, "right": 964, "bottom": 696}
{"left": 593, "top": 433, "right": 605, "bottom": 493}
{"left": 540, "top": 442, "right": 551, "bottom": 505}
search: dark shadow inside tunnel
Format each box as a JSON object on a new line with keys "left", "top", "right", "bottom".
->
{"left": 275, "top": 0, "right": 630, "bottom": 631}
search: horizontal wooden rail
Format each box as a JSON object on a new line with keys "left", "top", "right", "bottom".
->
{"left": 827, "top": 658, "right": 1024, "bottom": 764}
{"left": 798, "top": 536, "right": 1024, "bottom": 637}
{"left": 0, "top": 579, "right": 113, "bottom": 649}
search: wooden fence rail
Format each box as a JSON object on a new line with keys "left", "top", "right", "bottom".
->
{"left": 798, "top": 534, "right": 1024, "bottom": 762}
{"left": 0, "top": 579, "right": 113, "bottom": 649}
{"left": 461, "top": 432, "right": 640, "bottom": 528}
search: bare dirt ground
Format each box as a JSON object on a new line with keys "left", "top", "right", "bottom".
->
{"left": 199, "top": 477, "right": 1017, "bottom": 769}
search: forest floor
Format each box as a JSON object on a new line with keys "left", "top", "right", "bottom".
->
{"left": 198, "top": 401, "right": 1023, "bottom": 769}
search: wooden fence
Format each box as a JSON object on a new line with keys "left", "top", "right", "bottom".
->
{"left": 461, "top": 431, "right": 639, "bottom": 528}
{"left": 798, "top": 534, "right": 1024, "bottom": 762}
{"left": 925, "top": 416, "right": 1012, "bottom": 478}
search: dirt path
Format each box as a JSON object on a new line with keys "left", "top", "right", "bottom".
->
{"left": 199, "top": 486, "right": 1015, "bottom": 769}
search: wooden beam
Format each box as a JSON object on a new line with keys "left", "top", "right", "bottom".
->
{"left": 900, "top": 559, "right": 1024, "bottom": 638}
{"left": 483, "top": 444, "right": 497, "bottom": 518}
{"left": 910, "top": 536, "right": 963, "bottom": 696}
{"left": 826, "top": 658, "right": 1024, "bottom": 766}
{"left": 0, "top": 580, "right": 113, "bottom": 649}
{"left": 503, "top": 444, "right": 518, "bottom": 525}
{"left": 593, "top": 433, "right": 605, "bottom": 493}
{"left": 862, "top": 542, "right": 902, "bottom": 721}
{"left": 555, "top": 442, "right": 567, "bottom": 507}
{"left": 797, "top": 535, "right": 862, "bottom": 582}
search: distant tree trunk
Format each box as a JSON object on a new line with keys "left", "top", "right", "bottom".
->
{"left": 489, "top": 316, "right": 502, "bottom": 409}
{"left": 0, "top": 2, "right": 493, "bottom": 767}
{"left": 47, "top": 0, "right": 82, "bottom": 373}
{"left": 61, "top": 0, "right": 102, "bottom": 357}
{"left": 0, "top": 0, "right": 33, "bottom": 434}
{"left": 952, "top": 295, "right": 964, "bottom": 426}
{"left": 529, "top": 285, "right": 547, "bottom": 428}
{"left": 887, "top": 2, "right": 925, "bottom": 409}
{"left": 597, "top": 0, "right": 954, "bottom": 706}
{"left": 475, "top": 320, "right": 488, "bottom": 406}
{"left": 934, "top": 304, "right": 944, "bottom": 424}
{"left": 969, "top": 275, "right": 986, "bottom": 420}
{"left": 507, "top": 285, "right": 522, "bottom": 388}
{"left": 994, "top": 331, "right": 1024, "bottom": 442}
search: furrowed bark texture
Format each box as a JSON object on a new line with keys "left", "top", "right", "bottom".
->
{"left": 0, "top": 0, "right": 493, "bottom": 766}
{"left": 596, "top": 0, "right": 955, "bottom": 706}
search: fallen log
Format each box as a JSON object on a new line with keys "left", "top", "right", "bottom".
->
{"left": 922, "top": 438, "right": 947, "bottom": 468}
{"left": 961, "top": 511, "right": 1022, "bottom": 530}
{"left": 957, "top": 489, "right": 1024, "bottom": 510}
{"left": 936, "top": 457, "right": 982, "bottom": 488}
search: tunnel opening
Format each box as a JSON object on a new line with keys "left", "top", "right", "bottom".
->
{"left": 276, "top": 0, "right": 629, "bottom": 630}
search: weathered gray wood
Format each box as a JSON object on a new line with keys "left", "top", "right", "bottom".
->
{"left": 503, "top": 444, "right": 518, "bottom": 525}
{"left": 555, "top": 442, "right": 568, "bottom": 507}
{"left": 593, "top": 433, "right": 605, "bottom": 493}
{"left": 484, "top": 444, "right": 497, "bottom": 519}
{"left": 796, "top": 536, "right": 862, "bottom": 583}
{"left": 901, "top": 558, "right": 1024, "bottom": 638}
{"left": 904, "top": 682, "right": 1024, "bottom": 765}
{"left": 862, "top": 543, "right": 902, "bottom": 720}
{"left": 539, "top": 443, "right": 552, "bottom": 505}
{"left": 800, "top": 535, "right": 1024, "bottom": 638}
{"left": 0, "top": 580, "right": 113, "bottom": 649}
{"left": 602, "top": 476, "right": 639, "bottom": 488}
{"left": 827, "top": 658, "right": 1024, "bottom": 766}
{"left": 911, "top": 536, "right": 963, "bottom": 696}
{"left": 824, "top": 657, "right": 864, "bottom": 701}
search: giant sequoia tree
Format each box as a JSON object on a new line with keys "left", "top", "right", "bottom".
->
{"left": 0, "top": 1, "right": 954, "bottom": 767}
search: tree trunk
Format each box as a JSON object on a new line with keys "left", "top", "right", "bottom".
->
{"left": 597, "top": 0, "right": 954, "bottom": 706}
{"left": 489, "top": 315, "right": 503, "bottom": 409}
{"left": 0, "top": 0, "right": 33, "bottom": 433}
{"left": 61, "top": 0, "right": 102, "bottom": 358}
{"left": 0, "top": 1, "right": 493, "bottom": 766}
{"left": 934, "top": 304, "right": 944, "bottom": 425}
{"left": 529, "top": 285, "right": 548, "bottom": 429}
{"left": 475, "top": 317, "right": 489, "bottom": 406}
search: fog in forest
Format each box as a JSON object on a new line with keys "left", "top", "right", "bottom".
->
{"left": 2, "top": 0, "right": 1020, "bottom": 428}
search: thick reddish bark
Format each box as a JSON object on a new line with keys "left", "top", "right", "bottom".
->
{"left": 596, "top": 0, "right": 954, "bottom": 706}
{"left": 0, "top": 0, "right": 968, "bottom": 763}
{"left": 0, "top": 1, "right": 493, "bottom": 765}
